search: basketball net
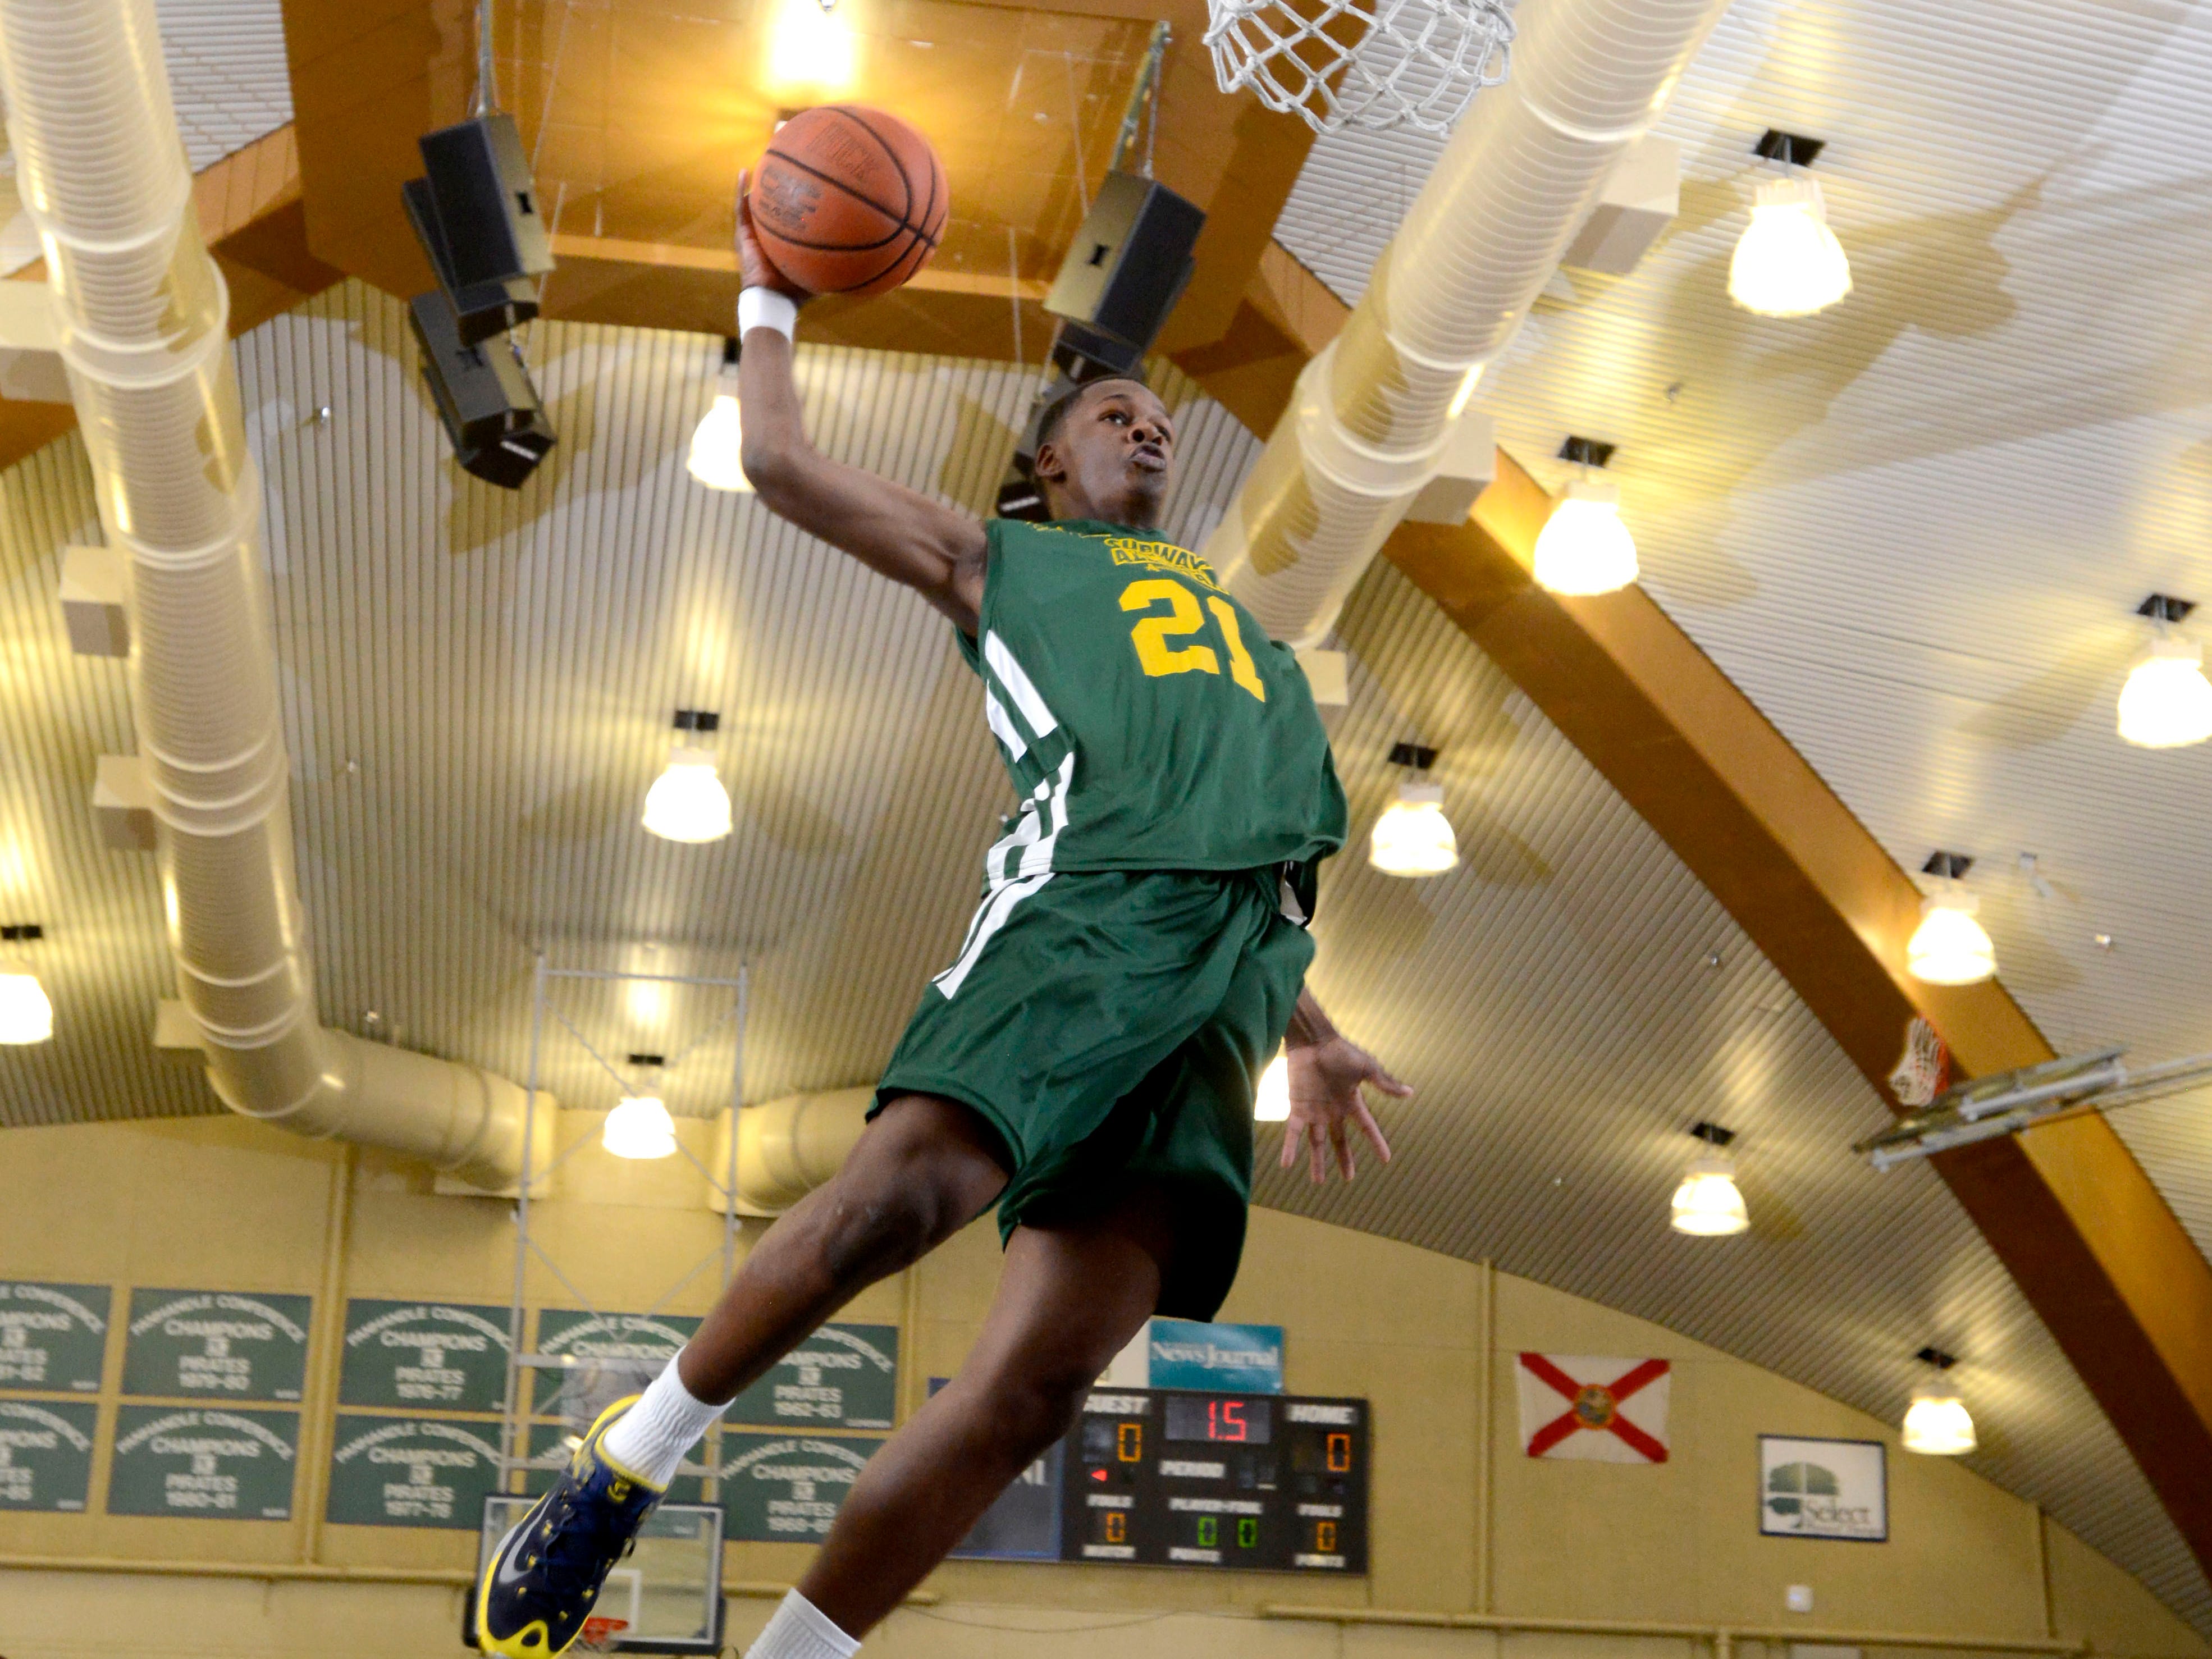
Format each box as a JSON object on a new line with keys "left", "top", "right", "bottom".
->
{"left": 577, "top": 1617, "right": 630, "bottom": 1653}
{"left": 1204, "top": 0, "right": 1514, "bottom": 134}
{"left": 1888, "top": 1016, "right": 1953, "bottom": 1109}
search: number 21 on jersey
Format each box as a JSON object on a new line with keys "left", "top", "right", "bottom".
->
{"left": 1119, "top": 578, "right": 1267, "bottom": 703}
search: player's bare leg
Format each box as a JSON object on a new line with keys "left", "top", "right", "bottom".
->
{"left": 794, "top": 1186, "right": 1174, "bottom": 1637}
{"left": 680, "top": 1094, "right": 1010, "bottom": 1403}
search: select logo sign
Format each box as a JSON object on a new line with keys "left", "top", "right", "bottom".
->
{"left": 1758, "top": 1435, "right": 1887, "bottom": 1542}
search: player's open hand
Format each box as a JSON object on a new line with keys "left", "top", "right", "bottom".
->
{"left": 1280, "top": 1036, "right": 1407, "bottom": 1184}
{"left": 734, "top": 170, "right": 808, "bottom": 301}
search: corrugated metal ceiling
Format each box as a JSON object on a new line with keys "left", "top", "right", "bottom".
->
{"left": 0, "top": 279, "right": 2201, "bottom": 1630}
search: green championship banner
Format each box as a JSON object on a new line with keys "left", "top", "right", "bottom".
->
{"left": 723, "top": 1324, "right": 898, "bottom": 1430}
{"left": 107, "top": 1405, "right": 298, "bottom": 1519}
{"left": 122, "top": 1290, "right": 312, "bottom": 1402}
{"left": 0, "top": 1399, "right": 97, "bottom": 1511}
{"left": 326, "top": 1415, "right": 506, "bottom": 1528}
{"left": 532, "top": 1311, "right": 700, "bottom": 1414}
{"left": 340, "top": 1300, "right": 511, "bottom": 1413}
{"left": 716, "top": 1432, "right": 883, "bottom": 1542}
{"left": 0, "top": 1281, "right": 109, "bottom": 1393}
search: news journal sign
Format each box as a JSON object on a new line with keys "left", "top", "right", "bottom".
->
{"left": 1104, "top": 1320, "right": 1285, "bottom": 1394}
{"left": 122, "top": 1290, "right": 312, "bottom": 1402}
{"left": 0, "top": 1281, "right": 109, "bottom": 1393}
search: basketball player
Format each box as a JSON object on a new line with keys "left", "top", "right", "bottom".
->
{"left": 475, "top": 176, "right": 1406, "bottom": 1659}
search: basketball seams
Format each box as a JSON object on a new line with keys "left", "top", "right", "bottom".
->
{"left": 755, "top": 105, "right": 945, "bottom": 297}
{"left": 825, "top": 105, "right": 915, "bottom": 226}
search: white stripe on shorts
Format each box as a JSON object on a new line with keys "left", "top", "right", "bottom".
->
{"left": 933, "top": 871, "right": 1053, "bottom": 999}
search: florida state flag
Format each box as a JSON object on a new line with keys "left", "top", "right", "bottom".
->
{"left": 1516, "top": 1353, "right": 1671, "bottom": 1463}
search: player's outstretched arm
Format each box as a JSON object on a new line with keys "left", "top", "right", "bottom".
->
{"left": 1279, "top": 988, "right": 1407, "bottom": 1184}
{"left": 733, "top": 171, "right": 988, "bottom": 634}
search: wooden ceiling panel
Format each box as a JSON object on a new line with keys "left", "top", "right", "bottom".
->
{"left": 280, "top": 0, "right": 1314, "bottom": 362}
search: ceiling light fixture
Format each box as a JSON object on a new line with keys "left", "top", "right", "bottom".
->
{"left": 1669, "top": 1121, "right": 1749, "bottom": 1236}
{"left": 603, "top": 1053, "right": 679, "bottom": 1160}
{"left": 642, "top": 711, "right": 734, "bottom": 844}
{"left": 1254, "top": 1050, "right": 1291, "bottom": 1122}
{"left": 686, "top": 339, "right": 752, "bottom": 493}
{"left": 2118, "top": 594, "right": 2212, "bottom": 748}
{"left": 1534, "top": 437, "right": 1637, "bottom": 596}
{"left": 1901, "top": 1347, "right": 1976, "bottom": 1455}
{"left": 0, "top": 924, "right": 52, "bottom": 1046}
{"left": 1729, "top": 131, "right": 1851, "bottom": 319}
{"left": 1370, "top": 742, "right": 1458, "bottom": 877}
{"left": 1908, "top": 852, "right": 1995, "bottom": 985}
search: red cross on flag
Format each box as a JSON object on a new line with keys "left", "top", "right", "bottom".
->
{"left": 1516, "top": 1353, "right": 1671, "bottom": 1463}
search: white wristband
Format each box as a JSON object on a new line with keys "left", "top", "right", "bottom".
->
{"left": 738, "top": 287, "right": 798, "bottom": 341}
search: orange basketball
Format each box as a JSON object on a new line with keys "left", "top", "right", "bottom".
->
{"left": 749, "top": 106, "right": 948, "bottom": 299}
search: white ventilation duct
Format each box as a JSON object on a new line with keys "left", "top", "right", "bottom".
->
{"left": 705, "top": 1088, "right": 875, "bottom": 1217}
{"left": 0, "top": 0, "right": 540, "bottom": 1191}
{"left": 1208, "top": 0, "right": 1733, "bottom": 647}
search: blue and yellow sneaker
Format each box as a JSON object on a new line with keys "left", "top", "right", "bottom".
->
{"left": 476, "top": 1396, "right": 665, "bottom": 1659}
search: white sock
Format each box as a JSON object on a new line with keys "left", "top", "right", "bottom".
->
{"left": 598, "top": 1356, "right": 730, "bottom": 1488}
{"left": 748, "top": 1591, "right": 860, "bottom": 1659}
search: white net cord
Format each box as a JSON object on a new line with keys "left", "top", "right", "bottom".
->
{"left": 1887, "top": 1016, "right": 1952, "bottom": 1109}
{"left": 1205, "top": 0, "right": 1514, "bottom": 135}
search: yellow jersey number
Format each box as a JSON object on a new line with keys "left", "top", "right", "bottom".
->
{"left": 1119, "top": 578, "right": 1267, "bottom": 703}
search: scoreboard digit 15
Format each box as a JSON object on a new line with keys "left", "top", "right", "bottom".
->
{"left": 1063, "top": 1388, "right": 1368, "bottom": 1574}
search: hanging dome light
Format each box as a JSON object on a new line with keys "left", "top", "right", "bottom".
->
{"left": 0, "top": 967, "right": 53, "bottom": 1045}
{"left": 1729, "top": 175, "right": 1852, "bottom": 318}
{"left": 1908, "top": 886, "right": 1995, "bottom": 985}
{"left": 1254, "top": 1051, "right": 1291, "bottom": 1122}
{"left": 1902, "top": 1355, "right": 1976, "bottom": 1455}
{"left": 2118, "top": 635, "right": 2212, "bottom": 748}
{"left": 643, "top": 746, "right": 734, "bottom": 843}
{"left": 603, "top": 1094, "right": 678, "bottom": 1160}
{"left": 686, "top": 342, "right": 752, "bottom": 492}
{"left": 1370, "top": 780, "right": 1457, "bottom": 876}
{"left": 1670, "top": 1154, "right": 1749, "bottom": 1236}
{"left": 1533, "top": 476, "right": 1638, "bottom": 596}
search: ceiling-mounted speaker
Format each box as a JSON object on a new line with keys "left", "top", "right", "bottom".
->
{"left": 1044, "top": 171, "right": 1204, "bottom": 358}
{"left": 408, "top": 290, "right": 556, "bottom": 490}
{"left": 404, "top": 112, "right": 554, "bottom": 347}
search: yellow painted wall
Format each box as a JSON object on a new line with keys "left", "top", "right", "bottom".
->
{"left": 0, "top": 1114, "right": 2202, "bottom": 1659}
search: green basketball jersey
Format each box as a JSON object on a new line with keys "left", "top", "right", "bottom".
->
{"left": 956, "top": 517, "right": 1347, "bottom": 879}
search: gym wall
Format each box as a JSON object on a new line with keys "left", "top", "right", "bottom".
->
{"left": 0, "top": 1112, "right": 2201, "bottom": 1659}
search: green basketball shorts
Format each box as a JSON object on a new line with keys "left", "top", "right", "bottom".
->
{"left": 874, "top": 865, "right": 1314, "bottom": 1319}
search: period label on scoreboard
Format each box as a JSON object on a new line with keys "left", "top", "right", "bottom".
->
{"left": 340, "top": 1300, "right": 512, "bottom": 1412}
{"left": 950, "top": 1386, "right": 1366, "bottom": 1573}
{"left": 0, "top": 1281, "right": 109, "bottom": 1393}
{"left": 0, "top": 1399, "right": 97, "bottom": 1511}
{"left": 326, "top": 1415, "right": 505, "bottom": 1528}
{"left": 715, "top": 1432, "right": 884, "bottom": 1542}
{"left": 122, "top": 1289, "right": 312, "bottom": 1402}
{"left": 723, "top": 1324, "right": 898, "bottom": 1430}
{"left": 107, "top": 1405, "right": 298, "bottom": 1519}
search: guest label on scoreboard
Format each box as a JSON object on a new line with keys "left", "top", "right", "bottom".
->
{"left": 0, "top": 1281, "right": 109, "bottom": 1393}
{"left": 326, "top": 1415, "right": 505, "bottom": 1528}
{"left": 715, "top": 1432, "right": 884, "bottom": 1542}
{"left": 723, "top": 1324, "right": 898, "bottom": 1430}
{"left": 107, "top": 1405, "right": 298, "bottom": 1519}
{"left": 122, "top": 1289, "right": 312, "bottom": 1402}
{"left": 0, "top": 1399, "right": 97, "bottom": 1511}
{"left": 340, "top": 1300, "right": 512, "bottom": 1412}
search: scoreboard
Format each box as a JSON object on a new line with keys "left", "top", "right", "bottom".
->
{"left": 950, "top": 1385, "right": 1368, "bottom": 1574}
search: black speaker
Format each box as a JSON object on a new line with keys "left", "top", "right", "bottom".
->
{"left": 1044, "top": 171, "right": 1204, "bottom": 354}
{"left": 408, "top": 289, "right": 556, "bottom": 490}
{"left": 403, "top": 177, "right": 538, "bottom": 347}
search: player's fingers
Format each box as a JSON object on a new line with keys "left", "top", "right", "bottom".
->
{"left": 1331, "top": 1118, "right": 1354, "bottom": 1181}
{"left": 1308, "top": 1130, "right": 1326, "bottom": 1185}
{"left": 1353, "top": 1103, "right": 1394, "bottom": 1163}
{"left": 1279, "top": 1117, "right": 1300, "bottom": 1169}
{"left": 1370, "top": 1065, "right": 1414, "bottom": 1098}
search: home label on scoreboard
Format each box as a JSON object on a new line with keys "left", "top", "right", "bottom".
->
{"left": 1066, "top": 1388, "right": 1366, "bottom": 1573}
